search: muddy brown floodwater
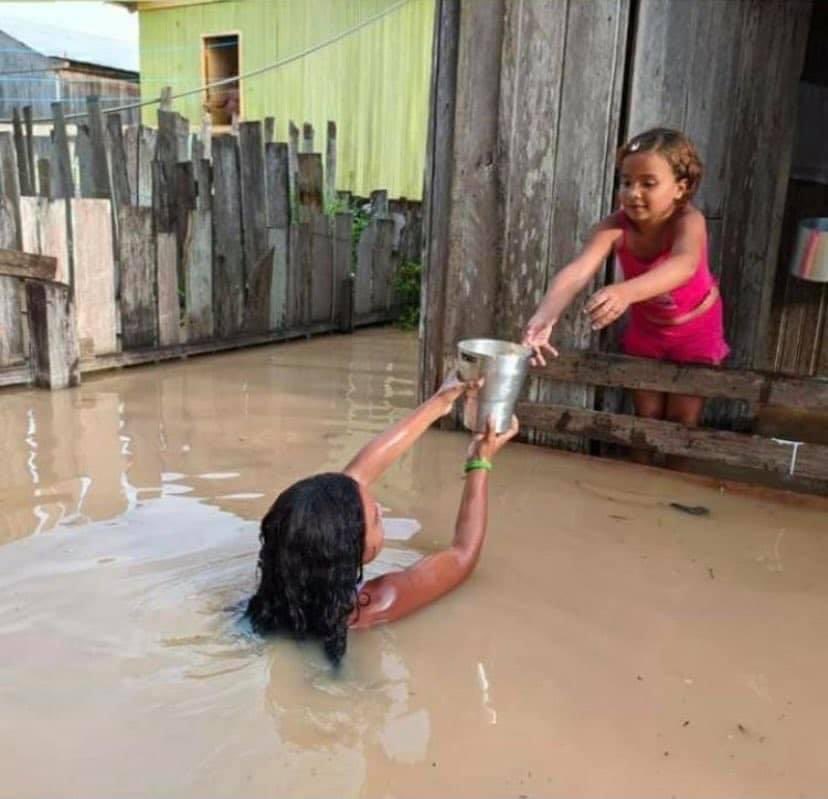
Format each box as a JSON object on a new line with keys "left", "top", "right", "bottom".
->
{"left": 1, "top": 328, "right": 827, "bottom": 797}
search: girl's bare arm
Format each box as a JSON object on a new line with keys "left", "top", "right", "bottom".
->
{"left": 344, "top": 374, "right": 479, "bottom": 487}
{"left": 351, "top": 418, "right": 518, "bottom": 629}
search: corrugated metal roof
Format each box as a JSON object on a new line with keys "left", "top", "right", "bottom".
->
{"left": 0, "top": 14, "right": 138, "bottom": 73}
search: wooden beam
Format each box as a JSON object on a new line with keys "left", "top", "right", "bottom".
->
{"left": 0, "top": 248, "right": 57, "bottom": 280}
{"left": 531, "top": 351, "right": 828, "bottom": 412}
{"left": 515, "top": 401, "right": 828, "bottom": 486}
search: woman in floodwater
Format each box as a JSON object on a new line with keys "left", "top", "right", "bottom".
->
{"left": 246, "top": 374, "right": 518, "bottom": 664}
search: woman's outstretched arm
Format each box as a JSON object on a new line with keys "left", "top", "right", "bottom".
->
{"left": 351, "top": 416, "right": 519, "bottom": 628}
{"left": 344, "top": 373, "right": 480, "bottom": 487}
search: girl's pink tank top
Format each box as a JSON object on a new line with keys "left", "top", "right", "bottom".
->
{"left": 615, "top": 214, "right": 715, "bottom": 321}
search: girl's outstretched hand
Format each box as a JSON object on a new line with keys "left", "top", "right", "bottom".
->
{"left": 467, "top": 415, "right": 520, "bottom": 461}
{"left": 585, "top": 284, "right": 631, "bottom": 330}
{"left": 434, "top": 371, "right": 483, "bottom": 417}
{"left": 521, "top": 317, "right": 559, "bottom": 366}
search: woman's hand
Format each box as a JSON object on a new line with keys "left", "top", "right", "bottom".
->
{"left": 467, "top": 415, "right": 520, "bottom": 461}
{"left": 521, "top": 316, "right": 559, "bottom": 366}
{"left": 585, "top": 284, "right": 631, "bottom": 330}
{"left": 434, "top": 371, "right": 483, "bottom": 417}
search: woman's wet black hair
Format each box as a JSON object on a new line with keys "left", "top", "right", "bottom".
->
{"left": 246, "top": 472, "right": 365, "bottom": 665}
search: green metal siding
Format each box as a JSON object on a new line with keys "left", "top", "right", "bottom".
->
{"left": 139, "top": 0, "right": 434, "bottom": 199}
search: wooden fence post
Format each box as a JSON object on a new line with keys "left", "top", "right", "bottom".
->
{"left": 325, "top": 121, "right": 337, "bottom": 206}
{"left": 302, "top": 122, "right": 314, "bottom": 153}
{"left": 86, "top": 96, "right": 112, "bottom": 200}
{"left": 239, "top": 120, "right": 267, "bottom": 302}
{"left": 11, "top": 108, "right": 31, "bottom": 196}
{"left": 119, "top": 205, "right": 156, "bottom": 348}
{"left": 265, "top": 141, "right": 290, "bottom": 329}
{"left": 212, "top": 134, "right": 244, "bottom": 336}
{"left": 25, "top": 280, "right": 80, "bottom": 389}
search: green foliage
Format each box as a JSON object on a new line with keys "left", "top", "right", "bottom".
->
{"left": 393, "top": 260, "right": 421, "bottom": 330}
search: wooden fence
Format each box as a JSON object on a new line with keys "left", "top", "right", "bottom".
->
{"left": 514, "top": 352, "right": 828, "bottom": 495}
{"left": 0, "top": 99, "right": 422, "bottom": 390}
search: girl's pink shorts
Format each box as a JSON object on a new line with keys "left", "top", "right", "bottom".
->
{"left": 621, "top": 298, "right": 730, "bottom": 366}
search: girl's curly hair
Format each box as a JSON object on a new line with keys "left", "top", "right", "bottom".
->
{"left": 246, "top": 472, "right": 365, "bottom": 665}
{"left": 617, "top": 127, "right": 703, "bottom": 203}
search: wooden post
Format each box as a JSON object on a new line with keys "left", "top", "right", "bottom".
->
{"left": 200, "top": 112, "right": 212, "bottom": 161}
{"left": 118, "top": 205, "right": 156, "bottom": 348}
{"left": 107, "top": 113, "right": 132, "bottom": 208}
{"left": 239, "top": 121, "right": 267, "bottom": 297}
{"left": 297, "top": 153, "right": 323, "bottom": 218}
{"left": 0, "top": 132, "right": 22, "bottom": 246}
{"left": 372, "top": 216, "right": 395, "bottom": 313}
{"left": 11, "top": 108, "right": 32, "bottom": 196}
{"left": 23, "top": 106, "right": 35, "bottom": 194}
{"left": 50, "top": 103, "right": 75, "bottom": 200}
{"left": 288, "top": 120, "right": 299, "bottom": 205}
{"left": 310, "top": 213, "right": 333, "bottom": 322}
{"left": 264, "top": 117, "right": 275, "bottom": 144}
{"left": 136, "top": 125, "right": 156, "bottom": 207}
{"left": 75, "top": 124, "right": 95, "bottom": 198}
{"left": 333, "top": 211, "right": 353, "bottom": 329}
{"left": 265, "top": 142, "right": 290, "bottom": 329}
{"left": 301, "top": 122, "right": 314, "bottom": 153}
{"left": 156, "top": 231, "right": 180, "bottom": 346}
{"left": 212, "top": 134, "right": 244, "bottom": 336}
{"left": 86, "top": 96, "right": 112, "bottom": 200}
{"left": 25, "top": 280, "right": 80, "bottom": 389}
{"left": 37, "top": 160, "right": 51, "bottom": 199}
{"left": 0, "top": 195, "right": 24, "bottom": 366}
{"left": 184, "top": 202, "right": 213, "bottom": 341}
{"left": 160, "top": 85, "right": 173, "bottom": 111}
{"left": 325, "top": 121, "right": 337, "bottom": 206}
{"left": 420, "top": 0, "right": 460, "bottom": 401}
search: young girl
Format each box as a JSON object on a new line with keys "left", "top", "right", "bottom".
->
{"left": 246, "top": 375, "right": 518, "bottom": 665}
{"left": 522, "top": 127, "right": 729, "bottom": 428}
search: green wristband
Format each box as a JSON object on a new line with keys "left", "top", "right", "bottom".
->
{"left": 464, "top": 457, "right": 492, "bottom": 474}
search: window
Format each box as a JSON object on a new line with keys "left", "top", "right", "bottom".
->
{"left": 203, "top": 34, "right": 240, "bottom": 126}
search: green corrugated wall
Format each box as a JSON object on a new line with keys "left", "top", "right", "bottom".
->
{"left": 138, "top": 0, "right": 434, "bottom": 199}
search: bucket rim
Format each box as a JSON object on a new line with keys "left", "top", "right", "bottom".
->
{"left": 458, "top": 338, "right": 531, "bottom": 361}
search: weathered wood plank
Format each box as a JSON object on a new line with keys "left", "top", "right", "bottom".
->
{"left": 325, "top": 120, "right": 337, "bottom": 204}
{"left": 265, "top": 143, "right": 290, "bottom": 330}
{"left": 310, "top": 213, "right": 333, "bottom": 322}
{"left": 0, "top": 132, "right": 22, "bottom": 245}
{"left": 0, "top": 195, "right": 24, "bottom": 366}
{"left": 124, "top": 125, "right": 139, "bottom": 205}
{"left": 301, "top": 122, "right": 314, "bottom": 153}
{"left": 75, "top": 124, "right": 95, "bottom": 198}
{"left": 25, "top": 280, "right": 80, "bottom": 390}
{"left": 265, "top": 142, "right": 290, "bottom": 228}
{"left": 239, "top": 121, "right": 267, "bottom": 294}
{"left": 0, "top": 248, "right": 56, "bottom": 280}
{"left": 212, "top": 134, "right": 244, "bottom": 337}
{"left": 23, "top": 106, "right": 35, "bottom": 195}
{"left": 288, "top": 121, "right": 299, "bottom": 205}
{"left": 297, "top": 153, "right": 323, "bottom": 217}
{"left": 515, "top": 401, "right": 828, "bottom": 486}
{"left": 156, "top": 231, "right": 180, "bottom": 346}
{"left": 195, "top": 158, "right": 211, "bottom": 211}
{"left": 371, "top": 216, "right": 394, "bottom": 312}
{"left": 107, "top": 113, "right": 132, "bottom": 207}
{"left": 242, "top": 246, "right": 275, "bottom": 333}
{"left": 11, "top": 108, "right": 32, "bottom": 196}
{"left": 37, "top": 159, "right": 50, "bottom": 199}
{"left": 184, "top": 206, "right": 213, "bottom": 341}
{"left": 71, "top": 199, "right": 117, "bottom": 355}
{"left": 264, "top": 117, "right": 275, "bottom": 144}
{"left": 355, "top": 218, "right": 375, "bottom": 316}
{"left": 19, "top": 197, "right": 70, "bottom": 284}
{"left": 86, "top": 96, "right": 111, "bottom": 200}
{"left": 333, "top": 210, "right": 352, "bottom": 330}
{"left": 532, "top": 351, "right": 828, "bottom": 412}
{"left": 50, "top": 103, "right": 74, "bottom": 200}
{"left": 118, "top": 205, "right": 156, "bottom": 349}
{"left": 136, "top": 125, "right": 156, "bottom": 207}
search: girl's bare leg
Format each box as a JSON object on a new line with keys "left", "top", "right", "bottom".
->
{"left": 630, "top": 389, "right": 666, "bottom": 464}
{"left": 664, "top": 393, "right": 706, "bottom": 471}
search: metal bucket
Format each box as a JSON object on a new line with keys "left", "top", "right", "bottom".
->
{"left": 457, "top": 338, "right": 531, "bottom": 433}
{"left": 790, "top": 218, "right": 828, "bottom": 283}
